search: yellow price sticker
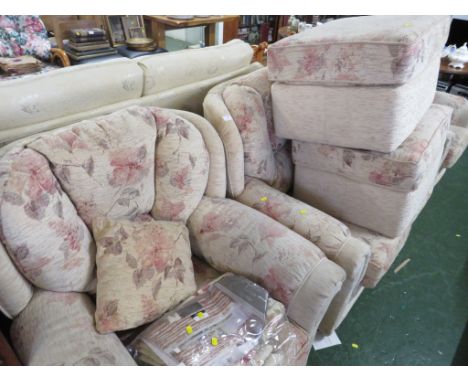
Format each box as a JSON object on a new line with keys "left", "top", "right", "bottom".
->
{"left": 260, "top": 196, "right": 268, "bottom": 202}
{"left": 186, "top": 325, "right": 193, "bottom": 334}
{"left": 211, "top": 337, "right": 218, "bottom": 346}
{"left": 299, "top": 209, "right": 307, "bottom": 215}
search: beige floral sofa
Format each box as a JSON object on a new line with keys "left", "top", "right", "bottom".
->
{"left": 203, "top": 67, "right": 372, "bottom": 334}
{"left": 0, "top": 106, "right": 346, "bottom": 365}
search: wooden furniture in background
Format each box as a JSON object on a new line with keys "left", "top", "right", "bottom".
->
{"left": 439, "top": 57, "right": 468, "bottom": 92}
{"left": 251, "top": 42, "right": 268, "bottom": 65}
{"left": 278, "top": 26, "right": 296, "bottom": 39}
{"left": 223, "top": 16, "right": 240, "bottom": 43}
{"left": 144, "top": 15, "right": 238, "bottom": 49}
{"left": 0, "top": 330, "right": 21, "bottom": 366}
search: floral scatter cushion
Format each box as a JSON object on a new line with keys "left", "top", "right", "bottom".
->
{"left": 149, "top": 107, "right": 209, "bottom": 223}
{"left": 0, "top": 148, "right": 95, "bottom": 291}
{"left": 28, "top": 107, "right": 157, "bottom": 227}
{"left": 0, "top": 16, "right": 51, "bottom": 60}
{"left": 93, "top": 216, "right": 196, "bottom": 333}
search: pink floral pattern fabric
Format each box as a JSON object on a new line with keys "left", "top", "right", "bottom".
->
{"left": 149, "top": 107, "right": 210, "bottom": 223}
{"left": 0, "top": 16, "right": 51, "bottom": 60}
{"left": 93, "top": 217, "right": 196, "bottom": 333}
{"left": 28, "top": 107, "right": 157, "bottom": 227}
{"left": 268, "top": 16, "right": 450, "bottom": 85}
{"left": 292, "top": 104, "right": 452, "bottom": 192}
{"left": 10, "top": 290, "right": 136, "bottom": 365}
{"left": 187, "top": 196, "right": 325, "bottom": 305}
{"left": 347, "top": 223, "right": 411, "bottom": 288}
{"left": 0, "top": 148, "right": 95, "bottom": 291}
{"left": 238, "top": 178, "right": 351, "bottom": 259}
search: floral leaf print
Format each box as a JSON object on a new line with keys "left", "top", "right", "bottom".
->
{"left": 343, "top": 149, "right": 355, "bottom": 167}
{"left": 170, "top": 165, "right": 192, "bottom": 191}
{"left": 189, "top": 154, "right": 197, "bottom": 168}
{"left": 104, "top": 299, "right": 118, "bottom": 317}
{"left": 3, "top": 191, "right": 23, "bottom": 205}
{"left": 108, "top": 145, "right": 149, "bottom": 187}
{"left": 157, "top": 197, "right": 185, "bottom": 221}
{"left": 83, "top": 156, "right": 94, "bottom": 176}
{"left": 174, "top": 258, "right": 185, "bottom": 283}
{"left": 53, "top": 200, "right": 63, "bottom": 218}
{"left": 48, "top": 220, "right": 83, "bottom": 252}
{"left": 54, "top": 164, "right": 72, "bottom": 184}
{"left": 126, "top": 253, "right": 138, "bottom": 269}
{"left": 24, "top": 193, "right": 49, "bottom": 220}
{"left": 152, "top": 278, "right": 162, "bottom": 299}
{"left": 98, "top": 236, "right": 122, "bottom": 255}
{"left": 175, "top": 118, "right": 190, "bottom": 139}
{"left": 155, "top": 160, "right": 169, "bottom": 177}
{"left": 14, "top": 244, "right": 30, "bottom": 261}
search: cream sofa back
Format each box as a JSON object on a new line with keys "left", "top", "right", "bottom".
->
{"left": 0, "top": 58, "right": 144, "bottom": 143}
{"left": 0, "top": 40, "right": 259, "bottom": 145}
{"left": 136, "top": 39, "right": 254, "bottom": 95}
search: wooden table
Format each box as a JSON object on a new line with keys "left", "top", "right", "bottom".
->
{"left": 439, "top": 57, "right": 468, "bottom": 92}
{"left": 144, "top": 16, "right": 239, "bottom": 49}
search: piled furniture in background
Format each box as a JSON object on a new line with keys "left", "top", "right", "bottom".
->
{"left": 267, "top": 16, "right": 454, "bottom": 287}
{"left": 65, "top": 28, "right": 117, "bottom": 62}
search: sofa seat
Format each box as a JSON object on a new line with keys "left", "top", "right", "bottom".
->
{"left": 292, "top": 104, "right": 452, "bottom": 237}
{"left": 10, "top": 290, "right": 136, "bottom": 365}
{"left": 267, "top": 16, "right": 450, "bottom": 86}
{"left": 272, "top": 59, "right": 440, "bottom": 152}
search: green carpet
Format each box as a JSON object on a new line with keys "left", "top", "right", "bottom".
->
{"left": 307, "top": 152, "right": 468, "bottom": 366}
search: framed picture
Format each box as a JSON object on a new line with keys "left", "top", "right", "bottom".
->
{"left": 121, "top": 16, "right": 145, "bottom": 40}
{"left": 105, "top": 16, "right": 126, "bottom": 46}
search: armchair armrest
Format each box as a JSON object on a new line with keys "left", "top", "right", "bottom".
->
{"left": 187, "top": 196, "right": 345, "bottom": 336}
{"left": 237, "top": 178, "right": 371, "bottom": 334}
{"left": 50, "top": 47, "right": 71, "bottom": 67}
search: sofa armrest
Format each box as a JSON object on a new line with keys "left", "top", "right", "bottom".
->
{"left": 434, "top": 91, "right": 468, "bottom": 128}
{"left": 187, "top": 196, "right": 345, "bottom": 335}
{"left": 238, "top": 178, "right": 370, "bottom": 277}
{"left": 50, "top": 48, "right": 71, "bottom": 67}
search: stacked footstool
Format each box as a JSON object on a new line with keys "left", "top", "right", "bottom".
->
{"left": 268, "top": 15, "right": 453, "bottom": 286}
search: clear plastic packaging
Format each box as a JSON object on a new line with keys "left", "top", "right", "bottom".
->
{"left": 129, "top": 273, "right": 310, "bottom": 366}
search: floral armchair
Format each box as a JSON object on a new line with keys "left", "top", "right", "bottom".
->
{"left": 0, "top": 106, "right": 345, "bottom": 365}
{"left": 0, "top": 15, "right": 70, "bottom": 68}
{"left": 203, "top": 67, "right": 372, "bottom": 334}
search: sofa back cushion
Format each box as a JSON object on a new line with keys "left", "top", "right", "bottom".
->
{"left": 0, "top": 147, "right": 95, "bottom": 291}
{"left": 0, "top": 58, "right": 144, "bottom": 136}
{"left": 136, "top": 40, "right": 253, "bottom": 96}
{"left": 221, "top": 69, "right": 292, "bottom": 192}
{"left": 28, "top": 107, "right": 157, "bottom": 226}
{"left": 149, "top": 107, "right": 209, "bottom": 223}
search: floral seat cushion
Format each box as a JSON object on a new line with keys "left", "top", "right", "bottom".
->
{"left": 292, "top": 104, "right": 453, "bottom": 193}
{"left": 0, "top": 16, "right": 51, "bottom": 60}
{"left": 268, "top": 16, "right": 450, "bottom": 86}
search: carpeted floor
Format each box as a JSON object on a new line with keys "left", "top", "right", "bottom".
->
{"left": 307, "top": 152, "right": 468, "bottom": 365}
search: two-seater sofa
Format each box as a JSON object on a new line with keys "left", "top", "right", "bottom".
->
{"left": 0, "top": 106, "right": 346, "bottom": 365}
{"left": 0, "top": 39, "right": 262, "bottom": 144}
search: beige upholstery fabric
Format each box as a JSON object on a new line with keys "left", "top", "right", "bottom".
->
{"left": 93, "top": 217, "right": 196, "bottom": 334}
{"left": 171, "top": 110, "right": 227, "bottom": 198}
{"left": 348, "top": 223, "right": 411, "bottom": 288}
{"left": 0, "top": 147, "right": 95, "bottom": 291}
{"left": 0, "top": 241, "right": 34, "bottom": 318}
{"left": 237, "top": 178, "right": 370, "bottom": 334}
{"left": 28, "top": 107, "right": 157, "bottom": 226}
{"left": 272, "top": 59, "right": 440, "bottom": 152}
{"left": 268, "top": 16, "right": 450, "bottom": 86}
{"left": 292, "top": 103, "right": 452, "bottom": 192}
{"left": 150, "top": 108, "right": 209, "bottom": 223}
{"left": 136, "top": 39, "right": 253, "bottom": 95}
{"left": 434, "top": 91, "right": 468, "bottom": 127}
{"left": 10, "top": 290, "right": 136, "bottom": 365}
{"left": 293, "top": 104, "right": 451, "bottom": 237}
{"left": 0, "top": 60, "right": 261, "bottom": 145}
{"left": 443, "top": 125, "right": 468, "bottom": 168}
{"left": 0, "top": 58, "right": 143, "bottom": 135}
{"left": 187, "top": 196, "right": 345, "bottom": 335}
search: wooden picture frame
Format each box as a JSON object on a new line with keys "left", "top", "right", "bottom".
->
{"left": 105, "top": 16, "right": 126, "bottom": 46}
{"left": 121, "top": 16, "right": 145, "bottom": 40}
